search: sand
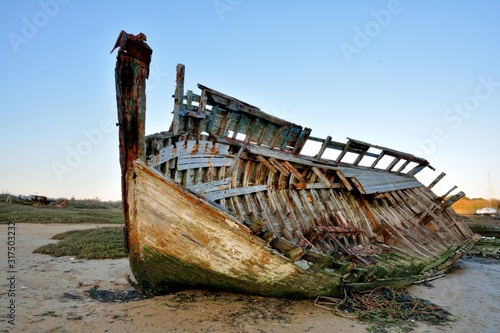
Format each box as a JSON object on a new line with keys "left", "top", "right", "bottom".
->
{"left": 1, "top": 223, "right": 498, "bottom": 333}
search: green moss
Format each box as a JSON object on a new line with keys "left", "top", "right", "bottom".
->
{"left": 33, "top": 227, "right": 126, "bottom": 259}
{"left": 129, "top": 246, "right": 344, "bottom": 298}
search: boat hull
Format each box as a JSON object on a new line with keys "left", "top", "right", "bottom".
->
{"left": 128, "top": 160, "right": 347, "bottom": 297}
{"left": 113, "top": 31, "right": 480, "bottom": 298}
{"left": 127, "top": 160, "right": 478, "bottom": 297}
{"left": 476, "top": 207, "right": 497, "bottom": 215}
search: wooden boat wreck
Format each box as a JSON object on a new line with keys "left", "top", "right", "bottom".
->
{"left": 113, "top": 31, "right": 480, "bottom": 298}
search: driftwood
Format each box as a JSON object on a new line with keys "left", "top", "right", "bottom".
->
{"left": 6, "top": 195, "right": 68, "bottom": 207}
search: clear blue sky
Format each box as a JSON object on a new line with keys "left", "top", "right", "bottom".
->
{"left": 1, "top": 0, "right": 499, "bottom": 201}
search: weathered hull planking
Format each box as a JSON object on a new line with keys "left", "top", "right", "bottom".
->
{"left": 114, "top": 31, "right": 480, "bottom": 298}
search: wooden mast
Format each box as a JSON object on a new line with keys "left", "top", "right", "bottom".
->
{"left": 113, "top": 30, "right": 152, "bottom": 252}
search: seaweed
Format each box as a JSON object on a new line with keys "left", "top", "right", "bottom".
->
{"left": 315, "top": 286, "right": 452, "bottom": 332}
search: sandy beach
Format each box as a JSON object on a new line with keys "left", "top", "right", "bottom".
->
{"left": 1, "top": 223, "right": 498, "bottom": 333}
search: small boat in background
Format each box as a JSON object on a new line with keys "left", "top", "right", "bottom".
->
{"left": 476, "top": 207, "right": 497, "bottom": 216}
{"left": 113, "top": 30, "right": 479, "bottom": 298}
{"left": 476, "top": 172, "right": 497, "bottom": 216}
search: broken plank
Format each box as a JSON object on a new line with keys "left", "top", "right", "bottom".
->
{"left": 427, "top": 172, "right": 446, "bottom": 190}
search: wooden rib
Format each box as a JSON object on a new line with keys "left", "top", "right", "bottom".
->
{"left": 268, "top": 190, "right": 296, "bottom": 241}
{"left": 335, "top": 170, "right": 353, "bottom": 191}
{"left": 315, "top": 136, "right": 332, "bottom": 159}
{"left": 269, "top": 126, "right": 284, "bottom": 148}
{"left": 442, "top": 191, "right": 465, "bottom": 209}
{"left": 243, "top": 193, "right": 258, "bottom": 220}
{"left": 257, "top": 122, "right": 274, "bottom": 145}
{"left": 370, "top": 150, "right": 386, "bottom": 168}
{"left": 385, "top": 157, "right": 401, "bottom": 172}
{"left": 311, "top": 167, "right": 332, "bottom": 187}
{"left": 282, "top": 160, "right": 302, "bottom": 180}
{"left": 335, "top": 140, "right": 352, "bottom": 162}
{"left": 186, "top": 90, "right": 193, "bottom": 109}
{"left": 277, "top": 190, "right": 304, "bottom": 237}
{"left": 441, "top": 185, "right": 457, "bottom": 199}
{"left": 396, "top": 160, "right": 411, "bottom": 173}
{"left": 350, "top": 177, "right": 366, "bottom": 194}
{"left": 244, "top": 118, "right": 260, "bottom": 143}
{"left": 286, "top": 189, "right": 312, "bottom": 233}
{"left": 228, "top": 147, "right": 244, "bottom": 176}
{"left": 206, "top": 104, "right": 218, "bottom": 134}
{"left": 232, "top": 196, "right": 253, "bottom": 225}
{"left": 353, "top": 146, "right": 369, "bottom": 165}
{"left": 427, "top": 172, "right": 446, "bottom": 190}
{"left": 232, "top": 114, "right": 246, "bottom": 139}
{"left": 308, "top": 190, "right": 332, "bottom": 226}
{"left": 256, "top": 155, "right": 277, "bottom": 173}
{"left": 292, "top": 127, "right": 311, "bottom": 155}
{"left": 279, "top": 127, "right": 293, "bottom": 150}
{"left": 318, "top": 190, "right": 339, "bottom": 225}
{"left": 217, "top": 110, "right": 233, "bottom": 137}
{"left": 407, "top": 163, "right": 427, "bottom": 176}
{"left": 298, "top": 190, "right": 322, "bottom": 228}
{"left": 256, "top": 192, "right": 284, "bottom": 239}
{"left": 269, "top": 157, "right": 290, "bottom": 176}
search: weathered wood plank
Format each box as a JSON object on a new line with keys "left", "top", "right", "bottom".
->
{"left": 204, "top": 185, "right": 268, "bottom": 201}
{"left": 188, "top": 177, "right": 232, "bottom": 193}
{"left": 177, "top": 156, "right": 233, "bottom": 171}
{"left": 149, "top": 140, "right": 231, "bottom": 167}
{"left": 293, "top": 182, "right": 343, "bottom": 190}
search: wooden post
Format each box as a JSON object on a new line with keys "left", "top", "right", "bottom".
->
{"left": 113, "top": 31, "right": 152, "bottom": 253}
{"left": 171, "top": 64, "right": 185, "bottom": 134}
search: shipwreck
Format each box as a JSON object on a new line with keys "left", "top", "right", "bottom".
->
{"left": 113, "top": 31, "right": 480, "bottom": 298}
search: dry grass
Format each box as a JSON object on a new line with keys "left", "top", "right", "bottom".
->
{"left": 452, "top": 196, "right": 499, "bottom": 215}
